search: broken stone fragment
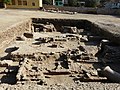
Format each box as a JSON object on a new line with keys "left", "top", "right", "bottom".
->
{"left": 32, "top": 41, "right": 41, "bottom": 45}
{"left": 37, "top": 78, "right": 47, "bottom": 85}
{"left": 78, "top": 45, "right": 86, "bottom": 52}
{"left": 100, "top": 39, "right": 110, "bottom": 51}
{"left": 48, "top": 44, "right": 59, "bottom": 48}
{"left": 5, "top": 46, "right": 19, "bottom": 53}
{"left": 16, "top": 37, "right": 24, "bottom": 41}
{"left": 0, "top": 60, "right": 13, "bottom": 67}
{"left": 73, "top": 12, "right": 77, "bottom": 14}
{"left": 81, "top": 55, "right": 90, "bottom": 60}
{"left": 69, "top": 74, "right": 76, "bottom": 77}
{"left": 44, "top": 23, "right": 56, "bottom": 32}
{"left": 17, "top": 58, "right": 31, "bottom": 81}
{"left": 80, "top": 36, "right": 88, "bottom": 42}
{"left": 78, "top": 45, "right": 98, "bottom": 56}
{"left": 54, "top": 38, "right": 67, "bottom": 42}
{"left": 86, "top": 73, "right": 91, "bottom": 79}
{"left": 88, "top": 36, "right": 103, "bottom": 42}
{"left": 90, "top": 70, "right": 98, "bottom": 76}
{"left": 44, "top": 69, "right": 70, "bottom": 75}
{"left": 62, "top": 11, "right": 76, "bottom": 15}
{"left": 34, "top": 54, "right": 41, "bottom": 61}
{"left": 23, "top": 33, "right": 33, "bottom": 38}
{"left": 67, "top": 37, "right": 78, "bottom": 41}
{"left": 35, "top": 37, "right": 53, "bottom": 43}
{"left": 33, "top": 22, "right": 56, "bottom": 32}
{"left": 45, "top": 37, "right": 54, "bottom": 43}
{"left": 62, "top": 26, "right": 78, "bottom": 34}
{"left": 103, "top": 66, "right": 120, "bottom": 83}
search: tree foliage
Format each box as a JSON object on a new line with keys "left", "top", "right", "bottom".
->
{"left": 43, "top": 0, "right": 52, "bottom": 5}
{"left": 3, "top": 0, "right": 11, "bottom": 4}
{"left": 68, "top": 0, "right": 100, "bottom": 7}
{"left": 85, "top": 0, "right": 100, "bottom": 7}
{"left": 68, "top": 0, "right": 78, "bottom": 6}
{"left": 43, "top": 0, "right": 101, "bottom": 7}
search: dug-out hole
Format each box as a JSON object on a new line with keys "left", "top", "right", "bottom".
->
{"left": 1, "top": 18, "right": 120, "bottom": 85}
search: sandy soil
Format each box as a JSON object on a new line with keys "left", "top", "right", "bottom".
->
{"left": 0, "top": 9, "right": 120, "bottom": 90}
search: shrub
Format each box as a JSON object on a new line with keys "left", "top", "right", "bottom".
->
{"left": 3, "top": 0, "right": 11, "bottom": 4}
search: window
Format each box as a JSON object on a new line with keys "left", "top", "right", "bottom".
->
{"left": 23, "top": 0, "right": 27, "bottom": 5}
{"left": 32, "top": 2, "right": 35, "bottom": 6}
{"left": 18, "top": 0, "right": 22, "bottom": 5}
{"left": 12, "top": 0, "right": 16, "bottom": 5}
{"left": 18, "top": 0, "right": 27, "bottom": 6}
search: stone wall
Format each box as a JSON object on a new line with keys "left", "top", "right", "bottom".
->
{"left": 43, "top": 5, "right": 97, "bottom": 14}
{"left": 43, "top": 5, "right": 120, "bottom": 15}
{"left": 32, "top": 18, "right": 120, "bottom": 45}
{"left": 97, "top": 8, "right": 120, "bottom": 15}
{"left": 32, "top": 18, "right": 86, "bottom": 32}
{"left": 85, "top": 21, "right": 120, "bottom": 45}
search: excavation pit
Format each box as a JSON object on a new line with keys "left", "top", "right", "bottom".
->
{"left": 0, "top": 18, "right": 120, "bottom": 86}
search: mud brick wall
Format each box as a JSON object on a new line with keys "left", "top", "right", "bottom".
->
{"left": 85, "top": 21, "right": 120, "bottom": 45}
{"left": 0, "top": 19, "right": 32, "bottom": 50}
{"left": 32, "top": 18, "right": 120, "bottom": 45}
{"left": 32, "top": 18, "right": 86, "bottom": 32}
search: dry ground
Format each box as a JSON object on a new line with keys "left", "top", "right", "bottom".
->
{"left": 0, "top": 9, "right": 120, "bottom": 90}
{"left": 0, "top": 9, "right": 120, "bottom": 31}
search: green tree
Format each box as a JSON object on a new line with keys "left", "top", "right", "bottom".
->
{"left": 68, "top": 0, "right": 100, "bottom": 7}
{"left": 100, "top": 0, "right": 106, "bottom": 7}
{"left": 3, "top": 0, "right": 11, "bottom": 4}
{"left": 43, "top": 0, "right": 52, "bottom": 5}
{"left": 3, "top": 0, "right": 11, "bottom": 8}
{"left": 100, "top": 0, "right": 110, "bottom": 5}
{"left": 85, "top": 0, "right": 100, "bottom": 7}
{"left": 68, "top": 0, "right": 78, "bottom": 6}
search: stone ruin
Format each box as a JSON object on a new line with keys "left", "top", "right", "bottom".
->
{"left": 0, "top": 19, "right": 120, "bottom": 86}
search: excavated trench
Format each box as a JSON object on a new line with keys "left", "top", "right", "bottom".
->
{"left": 0, "top": 18, "right": 120, "bottom": 85}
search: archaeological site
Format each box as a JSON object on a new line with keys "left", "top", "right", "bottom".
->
{"left": 0, "top": 9, "right": 120, "bottom": 89}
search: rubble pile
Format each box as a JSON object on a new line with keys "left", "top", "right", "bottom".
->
{"left": 42, "top": 8, "right": 77, "bottom": 15}
{"left": 33, "top": 22, "right": 56, "bottom": 32}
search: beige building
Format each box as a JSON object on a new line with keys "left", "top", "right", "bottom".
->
{"left": 7, "top": 0, "right": 42, "bottom": 9}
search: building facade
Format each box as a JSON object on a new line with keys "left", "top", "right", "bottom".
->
{"left": 7, "top": 0, "right": 42, "bottom": 9}
{"left": 53, "top": 0, "right": 68, "bottom": 6}
{"left": 105, "top": 0, "right": 120, "bottom": 9}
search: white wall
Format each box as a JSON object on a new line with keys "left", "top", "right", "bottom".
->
{"left": 39, "top": 0, "right": 43, "bottom": 7}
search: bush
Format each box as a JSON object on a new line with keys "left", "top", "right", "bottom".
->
{"left": 68, "top": 0, "right": 78, "bottom": 6}
{"left": 85, "top": 0, "right": 100, "bottom": 7}
{"left": 3, "top": 0, "right": 11, "bottom": 4}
